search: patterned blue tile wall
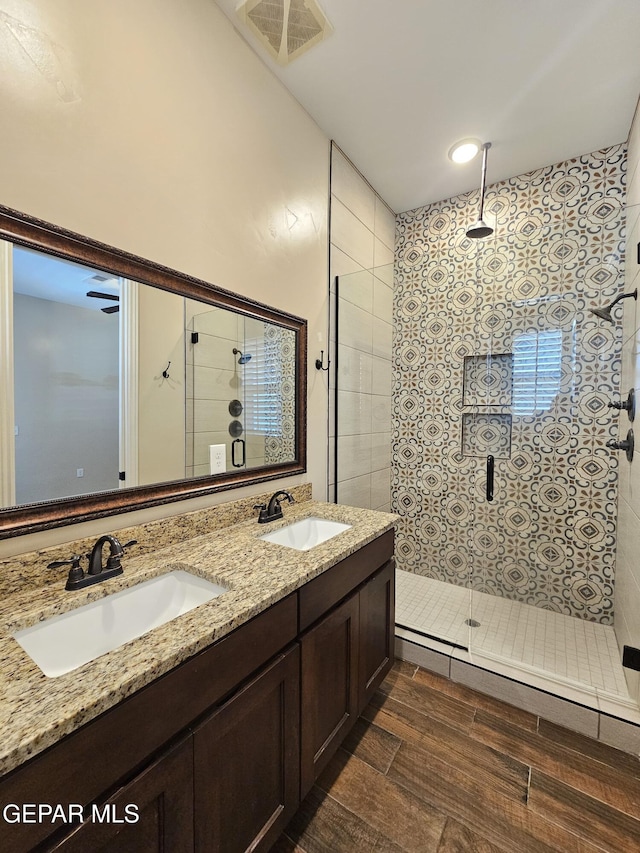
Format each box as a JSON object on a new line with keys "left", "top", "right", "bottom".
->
{"left": 393, "top": 145, "right": 626, "bottom": 624}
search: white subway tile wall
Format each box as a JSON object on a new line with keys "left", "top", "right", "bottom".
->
{"left": 329, "top": 144, "right": 395, "bottom": 510}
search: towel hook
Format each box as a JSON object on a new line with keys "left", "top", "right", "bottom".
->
{"left": 315, "top": 350, "right": 329, "bottom": 371}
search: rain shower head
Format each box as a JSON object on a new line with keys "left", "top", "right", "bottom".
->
{"left": 233, "top": 348, "right": 252, "bottom": 364}
{"left": 466, "top": 220, "right": 494, "bottom": 239}
{"left": 590, "top": 305, "right": 615, "bottom": 323}
{"left": 466, "top": 142, "right": 494, "bottom": 240}
{"left": 589, "top": 289, "right": 637, "bottom": 324}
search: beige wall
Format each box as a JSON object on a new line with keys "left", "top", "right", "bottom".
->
{"left": 616, "top": 95, "right": 640, "bottom": 702}
{"left": 137, "top": 285, "right": 186, "bottom": 485}
{"left": 0, "top": 0, "right": 329, "bottom": 555}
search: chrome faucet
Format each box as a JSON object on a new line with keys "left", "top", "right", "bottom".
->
{"left": 48, "top": 536, "right": 137, "bottom": 591}
{"left": 254, "top": 490, "right": 295, "bottom": 524}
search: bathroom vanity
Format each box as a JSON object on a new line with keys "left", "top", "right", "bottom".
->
{"left": 0, "top": 502, "right": 395, "bottom": 852}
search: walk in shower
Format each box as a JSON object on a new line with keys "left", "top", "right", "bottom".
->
{"left": 186, "top": 304, "right": 296, "bottom": 477}
{"left": 333, "top": 142, "right": 635, "bottom": 716}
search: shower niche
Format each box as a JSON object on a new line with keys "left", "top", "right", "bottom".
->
{"left": 462, "top": 353, "right": 513, "bottom": 407}
{"left": 461, "top": 413, "right": 512, "bottom": 459}
{"left": 461, "top": 353, "right": 513, "bottom": 458}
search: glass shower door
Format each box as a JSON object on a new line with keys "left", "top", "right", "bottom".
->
{"left": 465, "top": 166, "right": 622, "bottom": 696}
{"left": 334, "top": 263, "right": 476, "bottom": 648}
{"left": 185, "top": 302, "right": 245, "bottom": 477}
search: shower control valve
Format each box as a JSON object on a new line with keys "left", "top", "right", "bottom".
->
{"left": 606, "top": 429, "right": 634, "bottom": 463}
{"left": 607, "top": 388, "right": 635, "bottom": 422}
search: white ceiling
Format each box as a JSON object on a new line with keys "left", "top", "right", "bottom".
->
{"left": 13, "top": 246, "right": 119, "bottom": 311}
{"left": 214, "top": 0, "right": 640, "bottom": 212}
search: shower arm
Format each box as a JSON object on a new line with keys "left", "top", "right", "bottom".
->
{"left": 609, "top": 289, "right": 637, "bottom": 310}
{"left": 477, "top": 142, "right": 491, "bottom": 222}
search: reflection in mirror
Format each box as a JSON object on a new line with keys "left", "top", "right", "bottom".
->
{"left": 1, "top": 242, "right": 299, "bottom": 512}
{"left": 186, "top": 304, "right": 296, "bottom": 478}
{"left": 10, "top": 247, "right": 121, "bottom": 505}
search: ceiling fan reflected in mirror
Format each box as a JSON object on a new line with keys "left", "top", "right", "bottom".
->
{"left": 86, "top": 290, "right": 120, "bottom": 313}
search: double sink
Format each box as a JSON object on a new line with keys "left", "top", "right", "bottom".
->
{"left": 13, "top": 516, "right": 351, "bottom": 678}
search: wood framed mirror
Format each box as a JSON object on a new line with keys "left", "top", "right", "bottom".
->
{"left": 0, "top": 205, "right": 307, "bottom": 538}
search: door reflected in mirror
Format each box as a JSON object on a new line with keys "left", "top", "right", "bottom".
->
{"left": 2, "top": 244, "right": 298, "bottom": 510}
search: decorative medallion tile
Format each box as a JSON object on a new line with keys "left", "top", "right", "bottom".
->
{"left": 392, "top": 143, "right": 624, "bottom": 623}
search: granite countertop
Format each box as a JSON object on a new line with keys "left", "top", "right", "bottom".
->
{"left": 0, "top": 500, "right": 397, "bottom": 777}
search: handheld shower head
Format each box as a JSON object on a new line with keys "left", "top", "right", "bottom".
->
{"left": 233, "top": 348, "right": 252, "bottom": 365}
{"left": 589, "top": 289, "right": 637, "bottom": 324}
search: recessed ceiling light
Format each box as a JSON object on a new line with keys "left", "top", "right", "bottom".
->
{"left": 448, "top": 139, "right": 481, "bottom": 164}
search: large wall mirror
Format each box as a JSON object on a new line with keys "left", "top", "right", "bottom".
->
{"left": 0, "top": 206, "right": 307, "bottom": 538}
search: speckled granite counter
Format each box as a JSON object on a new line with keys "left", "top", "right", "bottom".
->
{"left": 0, "top": 500, "right": 397, "bottom": 777}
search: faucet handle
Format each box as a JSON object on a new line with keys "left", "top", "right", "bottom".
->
{"left": 47, "top": 555, "right": 86, "bottom": 588}
{"left": 106, "top": 539, "right": 137, "bottom": 570}
{"left": 47, "top": 555, "right": 83, "bottom": 570}
{"left": 254, "top": 504, "right": 268, "bottom": 523}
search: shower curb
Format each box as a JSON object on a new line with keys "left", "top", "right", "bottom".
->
{"left": 395, "top": 632, "right": 640, "bottom": 757}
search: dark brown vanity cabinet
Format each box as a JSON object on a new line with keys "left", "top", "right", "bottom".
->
{"left": 48, "top": 736, "right": 195, "bottom": 852}
{"left": 300, "top": 593, "right": 360, "bottom": 794}
{"left": 0, "top": 596, "right": 298, "bottom": 853}
{"left": 299, "top": 532, "right": 395, "bottom": 796}
{"left": 358, "top": 558, "right": 395, "bottom": 709}
{"left": 193, "top": 647, "right": 300, "bottom": 853}
{"left": 0, "top": 529, "right": 394, "bottom": 853}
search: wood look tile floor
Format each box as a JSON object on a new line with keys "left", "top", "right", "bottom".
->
{"left": 274, "top": 662, "right": 640, "bottom": 853}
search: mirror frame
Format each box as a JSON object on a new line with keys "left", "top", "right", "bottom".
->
{"left": 0, "top": 204, "right": 307, "bottom": 538}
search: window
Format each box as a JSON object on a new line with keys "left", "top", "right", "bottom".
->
{"left": 243, "top": 334, "right": 283, "bottom": 437}
{"left": 512, "top": 329, "right": 563, "bottom": 415}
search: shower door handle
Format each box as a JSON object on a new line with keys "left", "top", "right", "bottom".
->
{"left": 232, "top": 438, "right": 245, "bottom": 468}
{"left": 486, "top": 455, "right": 494, "bottom": 502}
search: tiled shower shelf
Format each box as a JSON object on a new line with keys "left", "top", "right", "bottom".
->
{"left": 395, "top": 571, "right": 640, "bottom": 749}
{"left": 462, "top": 353, "right": 513, "bottom": 406}
{"left": 461, "top": 413, "right": 512, "bottom": 458}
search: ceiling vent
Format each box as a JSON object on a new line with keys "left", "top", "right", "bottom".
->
{"left": 236, "top": 0, "right": 333, "bottom": 65}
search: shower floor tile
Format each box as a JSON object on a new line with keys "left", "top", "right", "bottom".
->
{"left": 396, "top": 570, "right": 630, "bottom": 699}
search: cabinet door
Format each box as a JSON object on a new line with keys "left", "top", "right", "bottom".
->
{"left": 358, "top": 559, "right": 395, "bottom": 711}
{"left": 300, "top": 593, "right": 359, "bottom": 798}
{"left": 193, "top": 645, "right": 300, "bottom": 853}
{"left": 48, "top": 736, "right": 193, "bottom": 853}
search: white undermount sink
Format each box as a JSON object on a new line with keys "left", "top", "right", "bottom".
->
{"left": 13, "top": 570, "right": 228, "bottom": 678}
{"left": 259, "top": 516, "right": 351, "bottom": 551}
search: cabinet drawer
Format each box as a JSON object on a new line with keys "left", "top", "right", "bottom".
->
{"left": 299, "top": 530, "right": 394, "bottom": 631}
